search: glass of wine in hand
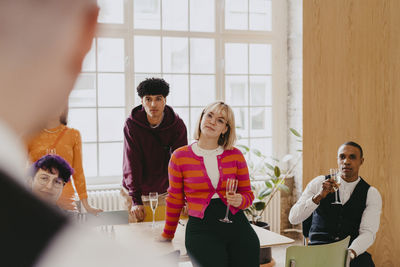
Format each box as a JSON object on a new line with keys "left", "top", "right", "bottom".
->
{"left": 219, "top": 178, "right": 238, "bottom": 223}
{"left": 149, "top": 192, "right": 158, "bottom": 228}
{"left": 330, "top": 168, "right": 342, "bottom": 205}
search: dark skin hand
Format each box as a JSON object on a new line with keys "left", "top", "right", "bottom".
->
{"left": 312, "top": 178, "right": 339, "bottom": 204}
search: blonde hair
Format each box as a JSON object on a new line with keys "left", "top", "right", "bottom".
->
{"left": 193, "top": 101, "right": 236, "bottom": 150}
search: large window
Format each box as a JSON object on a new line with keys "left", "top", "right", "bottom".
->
{"left": 69, "top": 0, "right": 287, "bottom": 184}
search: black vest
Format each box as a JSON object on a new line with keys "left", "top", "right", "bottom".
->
{"left": 309, "top": 176, "right": 370, "bottom": 245}
{"left": 0, "top": 169, "right": 68, "bottom": 267}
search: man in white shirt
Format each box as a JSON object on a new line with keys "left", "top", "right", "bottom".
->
{"left": 289, "top": 142, "right": 381, "bottom": 267}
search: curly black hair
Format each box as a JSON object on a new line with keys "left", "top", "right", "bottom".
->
{"left": 137, "top": 78, "right": 170, "bottom": 98}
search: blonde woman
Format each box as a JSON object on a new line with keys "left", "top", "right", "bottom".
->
{"left": 161, "top": 101, "right": 260, "bottom": 267}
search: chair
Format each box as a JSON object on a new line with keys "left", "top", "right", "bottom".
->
{"left": 302, "top": 214, "right": 313, "bottom": 245}
{"left": 285, "top": 236, "right": 350, "bottom": 267}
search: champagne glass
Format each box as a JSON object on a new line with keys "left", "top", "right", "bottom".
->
{"left": 330, "top": 168, "right": 342, "bottom": 204}
{"left": 219, "top": 178, "right": 238, "bottom": 223}
{"left": 149, "top": 192, "right": 158, "bottom": 228}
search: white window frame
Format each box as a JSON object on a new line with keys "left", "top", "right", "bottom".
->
{"left": 78, "top": 0, "right": 287, "bottom": 185}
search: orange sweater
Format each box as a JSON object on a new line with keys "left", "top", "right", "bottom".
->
{"left": 27, "top": 124, "right": 88, "bottom": 210}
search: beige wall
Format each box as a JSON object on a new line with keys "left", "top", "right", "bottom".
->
{"left": 303, "top": 0, "right": 400, "bottom": 266}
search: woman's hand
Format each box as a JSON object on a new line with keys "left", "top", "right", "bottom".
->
{"left": 226, "top": 193, "right": 242, "bottom": 208}
{"left": 156, "top": 235, "right": 172, "bottom": 242}
{"left": 81, "top": 198, "right": 103, "bottom": 215}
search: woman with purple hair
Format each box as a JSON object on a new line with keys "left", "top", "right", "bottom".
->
{"left": 30, "top": 154, "right": 74, "bottom": 205}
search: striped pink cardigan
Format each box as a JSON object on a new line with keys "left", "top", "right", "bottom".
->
{"left": 162, "top": 144, "right": 254, "bottom": 239}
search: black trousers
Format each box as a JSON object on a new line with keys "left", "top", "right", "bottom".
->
{"left": 350, "top": 252, "right": 375, "bottom": 267}
{"left": 185, "top": 198, "right": 260, "bottom": 267}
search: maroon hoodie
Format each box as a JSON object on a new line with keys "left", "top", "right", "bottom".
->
{"left": 122, "top": 105, "right": 187, "bottom": 205}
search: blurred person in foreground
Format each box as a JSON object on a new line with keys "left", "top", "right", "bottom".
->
{"left": 289, "top": 142, "right": 381, "bottom": 267}
{"left": 0, "top": 1, "right": 174, "bottom": 266}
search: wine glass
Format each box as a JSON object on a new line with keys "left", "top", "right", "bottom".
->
{"left": 330, "top": 168, "right": 342, "bottom": 204}
{"left": 219, "top": 178, "right": 238, "bottom": 223}
{"left": 149, "top": 192, "right": 158, "bottom": 228}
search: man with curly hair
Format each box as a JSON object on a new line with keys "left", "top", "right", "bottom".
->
{"left": 123, "top": 78, "right": 188, "bottom": 222}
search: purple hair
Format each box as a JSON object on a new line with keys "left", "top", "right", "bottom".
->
{"left": 32, "top": 154, "right": 74, "bottom": 183}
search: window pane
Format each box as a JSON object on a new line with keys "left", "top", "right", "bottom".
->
{"left": 134, "top": 36, "right": 161, "bottom": 73}
{"left": 250, "top": 138, "right": 272, "bottom": 159}
{"left": 190, "top": 107, "right": 203, "bottom": 138}
{"left": 225, "top": 75, "right": 248, "bottom": 106}
{"left": 68, "top": 108, "right": 97, "bottom": 142}
{"left": 190, "top": 38, "right": 215, "bottom": 74}
{"left": 162, "top": 75, "right": 189, "bottom": 106}
{"left": 190, "top": 75, "right": 215, "bottom": 106}
{"left": 190, "top": 0, "right": 215, "bottom": 32}
{"left": 82, "top": 43, "right": 96, "bottom": 72}
{"left": 162, "top": 0, "right": 188, "bottom": 31}
{"left": 82, "top": 143, "right": 97, "bottom": 177}
{"left": 163, "top": 37, "right": 188, "bottom": 73}
{"left": 70, "top": 74, "right": 96, "bottom": 107}
{"left": 236, "top": 138, "right": 250, "bottom": 161}
{"left": 225, "top": 43, "right": 248, "bottom": 74}
{"left": 249, "top": 44, "right": 271, "bottom": 74}
{"left": 134, "top": 0, "right": 161, "bottom": 29}
{"left": 249, "top": 0, "right": 272, "bottom": 31}
{"left": 250, "top": 107, "right": 272, "bottom": 136}
{"left": 97, "top": 0, "right": 124, "bottom": 24}
{"left": 233, "top": 108, "right": 248, "bottom": 138}
{"left": 98, "top": 38, "right": 125, "bottom": 72}
{"left": 98, "top": 108, "right": 125, "bottom": 142}
{"left": 250, "top": 76, "right": 271, "bottom": 106}
{"left": 174, "top": 108, "right": 189, "bottom": 137}
{"left": 98, "top": 74, "right": 125, "bottom": 107}
{"left": 99, "top": 143, "right": 123, "bottom": 176}
{"left": 225, "top": 0, "right": 248, "bottom": 30}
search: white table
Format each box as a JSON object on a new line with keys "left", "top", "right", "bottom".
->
{"left": 108, "top": 220, "right": 294, "bottom": 258}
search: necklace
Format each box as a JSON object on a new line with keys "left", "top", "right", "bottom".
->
{"left": 196, "top": 143, "right": 222, "bottom": 156}
{"left": 43, "top": 128, "right": 61, "bottom": 134}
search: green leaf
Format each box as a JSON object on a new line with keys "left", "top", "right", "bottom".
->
{"left": 264, "top": 162, "right": 275, "bottom": 171}
{"left": 274, "top": 166, "right": 281, "bottom": 178}
{"left": 259, "top": 188, "right": 273, "bottom": 198}
{"left": 271, "top": 157, "right": 280, "bottom": 162}
{"left": 278, "top": 184, "right": 289, "bottom": 192}
{"left": 254, "top": 201, "right": 266, "bottom": 211}
{"left": 251, "top": 149, "right": 262, "bottom": 157}
{"left": 289, "top": 128, "right": 302, "bottom": 137}
{"left": 265, "top": 180, "right": 274, "bottom": 188}
{"left": 236, "top": 144, "right": 250, "bottom": 153}
{"left": 244, "top": 209, "right": 252, "bottom": 216}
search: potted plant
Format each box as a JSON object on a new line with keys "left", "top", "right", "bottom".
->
{"left": 237, "top": 128, "right": 302, "bottom": 265}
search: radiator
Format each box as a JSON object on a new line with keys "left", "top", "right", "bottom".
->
{"left": 251, "top": 181, "right": 281, "bottom": 233}
{"left": 83, "top": 183, "right": 281, "bottom": 233}
{"left": 85, "top": 189, "right": 125, "bottom": 212}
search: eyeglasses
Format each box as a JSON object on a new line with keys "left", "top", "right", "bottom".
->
{"left": 204, "top": 112, "right": 228, "bottom": 126}
{"left": 37, "top": 176, "right": 66, "bottom": 188}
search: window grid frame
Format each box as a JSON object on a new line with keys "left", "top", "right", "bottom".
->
{"left": 73, "top": 0, "right": 286, "bottom": 184}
